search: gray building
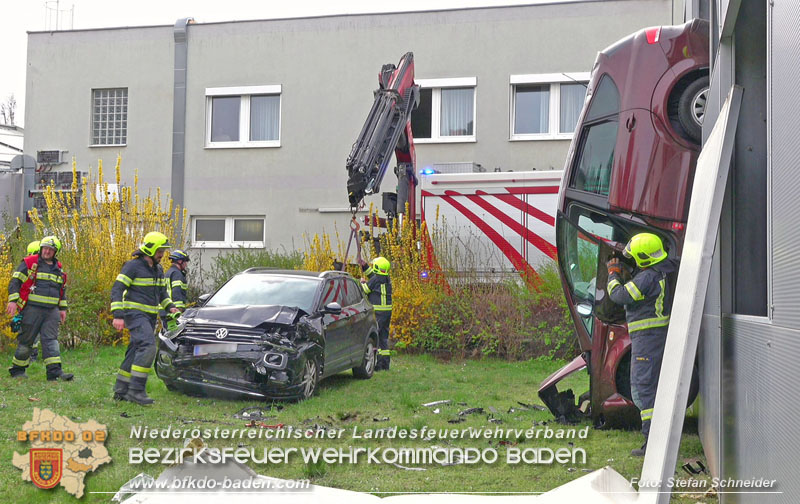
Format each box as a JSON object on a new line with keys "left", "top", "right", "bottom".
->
{"left": 23, "top": 0, "right": 675, "bottom": 252}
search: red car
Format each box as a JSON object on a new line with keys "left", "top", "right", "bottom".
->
{"left": 539, "top": 19, "right": 708, "bottom": 428}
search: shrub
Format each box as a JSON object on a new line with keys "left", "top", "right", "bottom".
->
{"left": 196, "top": 247, "right": 305, "bottom": 293}
{"left": 1, "top": 156, "right": 188, "bottom": 348}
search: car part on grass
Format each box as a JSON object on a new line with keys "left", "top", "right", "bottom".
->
{"left": 538, "top": 388, "right": 583, "bottom": 425}
{"left": 372, "top": 416, "right": 389, "bottom": 422}
{"left": 447, "top": 417, "right": 465, "bottom": 424}
{"left": 681, "top": 459, "right": 707, "bottom": 476}
{"left": 233, "top": 406, "right": 281, "bottom": 421}
{"left": 390, "top": 462, "right": 426, "bottom": 472}
{"left": 422, "top": 400, "right": 451, "bottom": 407}
{"left": 458, "top": 407, "right": 484, "bottom": 416}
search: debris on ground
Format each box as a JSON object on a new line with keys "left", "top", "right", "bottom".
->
{"left": 372, "top": 416, "right": 389, "bottom": 422}
{"left": 458, "top": 407, "right": 484, "bottom": 416}
{"left": 245, "top": 420, "right": 285, "bottom": 429}
{"left": 234, "top": 406, "right": 279, "bottom": 421}
{"left": 422, "top": 400, "right": 452, "bottom": 407}
{"left": 517, "top": 401, "right": 547, "bottom": 411}
{"left": 489, "top": 418, "right": 503, "bottom": 424}
{"left": 28, "top": 397, "right": 40, "bottom": 402}
{"left": 488, "top": 406, "right": 498, "bottom": 414}
{"left": 682, "top": 459, "right": 708, "bottom": 475}
{"left": 457, "top": 402, "right": 468, "bottom": 406}
{"left": 120, "top": 412, "right": 130, "bottom": 418}
{"left": 447, "top": 417, "right": 465, "bottom": 424}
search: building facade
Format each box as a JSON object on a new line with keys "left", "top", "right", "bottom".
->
{"left": 23, "top": 0, "right": 675, "bottom": 252}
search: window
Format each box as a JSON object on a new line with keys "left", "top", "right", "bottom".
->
{"left": 569, "top": 75, "right": 620, "bottom": 196}
{"left": 510, "top": 73, "right": 589, "bottom": 140}
{"left": 193, "top": 217, "right": 265, "bottom": 247}
{"left": 411, "top": 78, "right": 476, "bottom": 143}
{"left": 343, "top": 279, "right": 363, "bottom": 307}
{"left": 206, "top": 86, "right": 281, "bottom": 148}
{"left": 91, "top": 88, "right": 128, "bottom": 146}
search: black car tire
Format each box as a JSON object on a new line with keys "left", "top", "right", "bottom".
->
{"left": 299, "top": 355, "right": 320, "bottom": 400}
{"left": 353, "top": 338, "right": 376, "bottom": 379}
{"left": 676, "top": 76, "right": 709, "bottom": 144}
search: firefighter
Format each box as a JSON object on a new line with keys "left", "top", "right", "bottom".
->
{"left": 162, "top": 249, "right": 190, "bottom": 330}
{"left": 24, "top": 240, "right": 41, "bottom": 362}
{"left": 361, "top": 257, "right": 392, "bottom": 371}
{"left": 606, "top": 232, "right": 678, "bottom": 456}
{"left": 110, "top": 232, "right": 178, "bottom": 405}
{"left": 6, "top": 236, "right": 72, "bottom": 380}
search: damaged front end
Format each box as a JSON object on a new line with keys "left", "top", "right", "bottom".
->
{"left": 537, "top": 353, "right": 590, "bottom": 424}
{"left": 156, "top": 305, "right": 323, "bottom": 401}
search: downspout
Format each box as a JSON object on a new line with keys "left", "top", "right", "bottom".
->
{"left": 171, "top": 17, "right": 192, "bottom": 239}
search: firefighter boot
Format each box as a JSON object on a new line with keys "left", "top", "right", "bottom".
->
{"left": 46, "top": 363, "right": 74, "bottom": 381}
{"left": 124, "top": 389, "right": 154, "bottom": 405}
{"left": 631, "top": 438, "right": 648, "bottom": 457}
{"left": 113, "top": 382, "right": 128, "bottom": 401}
{"left": 9, "top": 355, "right": 30, "bottom": 378}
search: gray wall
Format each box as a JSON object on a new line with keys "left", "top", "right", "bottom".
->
{"left": 24, "top": 1, "right": 672, "bottom": 251}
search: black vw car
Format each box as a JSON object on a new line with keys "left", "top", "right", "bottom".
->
{"left": 155, "top": 269, "right": 379, "bottom": 401}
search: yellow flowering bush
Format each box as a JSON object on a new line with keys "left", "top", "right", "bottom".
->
{"left": 21, "top": 156, "right": 187, "bottom": 346}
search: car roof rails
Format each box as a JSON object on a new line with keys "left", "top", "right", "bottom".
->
{"left": 319, "top": 270, "right": 352, "bottom": 278}
{"left": 242, "top": 267, "right": 280, "bottom": 273}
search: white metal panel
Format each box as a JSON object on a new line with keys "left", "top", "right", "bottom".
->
{"left": 638, "top": 86, "right": 742, "bottom": 504}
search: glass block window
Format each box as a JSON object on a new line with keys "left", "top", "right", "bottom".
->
{"left": 92, "top": 88, "right": 128, "bottom": 145}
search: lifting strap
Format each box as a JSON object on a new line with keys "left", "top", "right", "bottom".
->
{"left": 341, "top": 214, "right": 365, "bottom": 271}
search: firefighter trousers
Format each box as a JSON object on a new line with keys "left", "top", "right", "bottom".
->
{"left": 376, "top": 311, "right": 392, "bottom": 371}
{"left": 114, "top": 314, "right": 158, "bottom": 394}
{"left": 630, "top": 328, "right": 668, "bottom": 438}
{"left": 9, "top": 305, "right": 63, "bottom": 378}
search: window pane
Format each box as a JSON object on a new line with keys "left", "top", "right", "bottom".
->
{"left": 585, "top": 75, "right": 619, "bottom": 122}
{"left": 195, "top": 219, "right": 226, "bottom": 241}
{"left": 250, "top": 95, "right": 280, "bottom": 141}
{"left": 411, "top": 88, "right": 432, "bottom": 139}
{"left": 211, "top": 96, "right": 240, "bottom": 142}
{"left": 514, "top": 85, "right": 549, "bottom": 134}
{"left": 91, "top": 88, "right": 128, "bottom": 145}
{"left": 440, "top": 87, "right": 474, "bottom": 136}
{"left": 560, "top": 83, "right": 588, "bottom": 133}
{"left": 233, "top": 219, "right": 264, "bottom": 242}
{"left": 570, "top": 120, "right": 618, "bottom": 196}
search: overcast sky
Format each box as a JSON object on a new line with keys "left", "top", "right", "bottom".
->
{"left": 0, "top": 0, "right": 567, "bottom": 127}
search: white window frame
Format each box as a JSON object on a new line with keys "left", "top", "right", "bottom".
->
{"left": 205, "top": 85, "right": 282, "bottom": 148}
{"left": 414, "top": 77, "right": 477, "bottom": 144}
{"left": 509, "top": 73, "right": 590, "bottom": 141}
{"left": 192, "top": 216, "right": 265, "bottom": 248}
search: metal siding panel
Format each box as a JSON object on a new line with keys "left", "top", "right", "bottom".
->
{"left": 698, "top": 313, "right": 722, "bottom": 479}
{"left": 771, "top": 0, "right": 800, "bottom": 328}
{"left": 722, "top": 316, "right": 800, "bottom": 502}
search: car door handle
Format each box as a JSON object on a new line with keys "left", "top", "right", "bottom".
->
{"left": 625, "top": 115, "right": 636, "bottom": 132}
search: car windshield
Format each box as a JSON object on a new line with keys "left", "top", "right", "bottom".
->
{"left": 206, "top": 275, "right": 320, "bottom": 313}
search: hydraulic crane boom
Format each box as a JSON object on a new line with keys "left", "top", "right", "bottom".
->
{"left": 346, "top": 52, "right": 420, "bottom": 219}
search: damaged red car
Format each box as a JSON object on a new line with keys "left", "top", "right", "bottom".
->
{"left": 539, "top": 19, "right": 708, "bottom": 428}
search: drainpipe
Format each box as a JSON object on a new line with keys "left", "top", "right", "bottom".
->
{"left": 171, "top": 17, "right": 192, "bottom": 238}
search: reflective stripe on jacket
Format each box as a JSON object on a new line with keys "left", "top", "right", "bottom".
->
{"left": 111, "top": 256, "right": 174, "bottom": 318}
{"left": 607, "top": 258, "right": 678, "bottom": 333}
{"left": 362, "top": 273, "right": 392, "bottom": 311}
{"left": 8, "top": 255, "right": 67, "bottom": 310}
{"left": 166, "top": 265, "right": 188, "bottom": 309}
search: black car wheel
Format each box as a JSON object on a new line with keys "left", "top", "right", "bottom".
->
{"left": 675, "top": 76, "right": 709, "bottom": 144}
{"left": 299, "top": 356, "right": 320, "bottom": 400}
{"left": 353, "top": 339, "right": 376, "bottom": 379}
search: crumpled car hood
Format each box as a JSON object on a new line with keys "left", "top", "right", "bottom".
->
{"left": 183, "top": 305, "right": 306, "bottom": 328}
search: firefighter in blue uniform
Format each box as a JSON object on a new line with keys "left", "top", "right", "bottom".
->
{"left": 6, "top": 236, "right": 72, "bottom": 380}
{"left": 162, "top": 249, "right": 190, "bottom": 330}
{"left": 110, "top": 232, "right": 178, "bottom": 404}
{"left": 607, "top": 232, "right": 678, "bottom": 456}
{"left": 361, "top": 257, "right": 393, "bottom": 371}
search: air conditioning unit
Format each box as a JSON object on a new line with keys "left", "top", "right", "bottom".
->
{"left": 36, "top": 150, "right": 67, "bottom": 164}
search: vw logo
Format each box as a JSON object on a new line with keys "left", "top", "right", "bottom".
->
{"left": 215, "top": 328, "right": 229, "bottom": 340}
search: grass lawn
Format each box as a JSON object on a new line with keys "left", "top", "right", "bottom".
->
{"left": 0, "top": 346, "right": 711, "bottom": 502}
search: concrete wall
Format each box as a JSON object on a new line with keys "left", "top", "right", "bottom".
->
{"left": 25, "top": 1, "right": 672, "bottom": 252}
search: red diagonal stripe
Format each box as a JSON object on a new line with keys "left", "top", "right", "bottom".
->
{"left": 505, "top": 186, "right": 560, "bottom": 195}
{"left": 447, "top": 191, "right": 557, "bottom": 260}
{"left": 477, "top": 191, "right": 555, "bottom": 226}
{"left": 439, "top": 194, "right": 542, "bottom": 288}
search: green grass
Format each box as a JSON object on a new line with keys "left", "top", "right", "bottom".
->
{"left": 0, "top": 347, "right": 708, "bottom": 502}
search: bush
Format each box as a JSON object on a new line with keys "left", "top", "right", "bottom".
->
{"left": 2, "top": 156, "right": 187, "bottom": 349}
{"left": 196, "top": 247, "right": 305, "bottom": 293}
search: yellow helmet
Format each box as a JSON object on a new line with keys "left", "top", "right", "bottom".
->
{"left": 139, "top": 232, "right": 171, "bottom": 257}
{"left": 40, "top": 236, "right": 62, "bottom": 254}
{"left": 372, "top": 257, "right": 391, "bottom": 275}
{"left": 27, "top": 240, "right": 41, "bottom": 255}
{"left": 623, "top": 233, "right": 667, "bottom": 268}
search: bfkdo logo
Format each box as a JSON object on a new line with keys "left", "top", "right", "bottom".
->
{"left": 30, "top": 448, "right": 63, "bottom": 489}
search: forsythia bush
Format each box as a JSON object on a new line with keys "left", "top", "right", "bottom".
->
{"left": 21, "top": 156, "right": 187, "bottom": 346}
{"left": 0, "top": 234, "right": 17, "bottom": 345}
